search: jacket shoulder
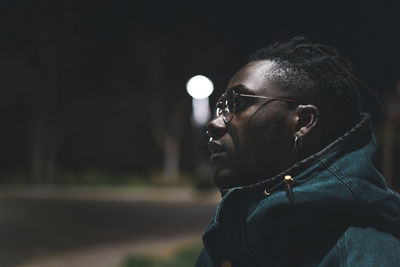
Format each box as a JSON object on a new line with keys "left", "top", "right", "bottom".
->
{"left": 319, "top": 226, "right": 400, "bottom": 267}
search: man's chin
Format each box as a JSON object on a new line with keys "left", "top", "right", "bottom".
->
{"left": 214, "top": 168, "right": 241, "bottom": 190}
{"left": 214, "top": 167, "right": 267, "bottom": 190}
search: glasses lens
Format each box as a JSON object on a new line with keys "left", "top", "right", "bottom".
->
{"left": 215, "top": 91, "right": 234, "bottom": 123}
{"left": 223, "top": 90, "right": 234, "bottom": 122}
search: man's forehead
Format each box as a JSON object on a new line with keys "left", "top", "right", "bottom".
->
{"left": 226, "top": 60, "right": 278, "bottom": 95}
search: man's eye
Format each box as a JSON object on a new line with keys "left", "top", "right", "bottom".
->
{"left": 234, "top": 98, "right": 248, "bottom": 113}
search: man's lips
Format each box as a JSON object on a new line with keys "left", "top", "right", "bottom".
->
{"left": 208, "top": 140, "right": 224, "bottom": 154}
{"left": 208, "top": 140, "right": 229, "bottom": 166}
{"left": 209, "top": 151, "right": 228, "bottom": 165}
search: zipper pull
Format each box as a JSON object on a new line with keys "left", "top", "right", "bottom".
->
{"left": 284, "top": 175, "right": 294, "bottom": 207}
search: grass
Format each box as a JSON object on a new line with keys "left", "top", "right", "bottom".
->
{"left": 120, "top": 243, "right": 203, "bottom": 267}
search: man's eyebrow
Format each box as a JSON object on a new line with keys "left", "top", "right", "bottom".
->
{"left": 226, "top": 85, "right": 255, "bottom": 95}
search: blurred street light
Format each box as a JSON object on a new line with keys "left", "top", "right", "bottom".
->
{"left": 186, "top": 75, "right": 214, "bottom": 100}
{"left": 186, "top": 75, "right": 214, "bottom": 126}
{"left": 186, "top": 75, "right": 214, "bottom": 188}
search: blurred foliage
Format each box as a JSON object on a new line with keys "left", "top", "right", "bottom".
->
{"left": 120, "top": 243, "right": 202, "bottom": 267}
{"left": 0, "top": 169, "right": 30, "bottom": 184}
{"left": 193, "top": 175, "right": 215, "bottom": 191}
{"left": 0, "top": 168, "right": 202, "bottom": 187}
{"left": 374, "top": 127, "right": 400, "bottom": 146}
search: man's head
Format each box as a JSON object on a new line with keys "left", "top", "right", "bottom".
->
{"left": 207, "top": 36, "right": 361, "bottom": 189}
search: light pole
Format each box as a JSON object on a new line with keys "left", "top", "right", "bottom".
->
{"left": 186, "top": 75, "right": 214, "bottom": 126}
{"left": 186, "top": 75, "right": 214, "bottom": 188}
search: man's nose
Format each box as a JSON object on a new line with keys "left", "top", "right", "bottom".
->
{"left": 207, "top": 115, "right": 227, "bottom": 139}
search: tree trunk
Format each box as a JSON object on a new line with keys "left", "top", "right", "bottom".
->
{"left": 162, "top": 134, "right": 179, "bottom": 181}
{"left": 31, "top": 112, "right": 45, "bottom": 183}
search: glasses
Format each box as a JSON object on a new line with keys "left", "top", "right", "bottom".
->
{"left": 215, "top": 90, "right": 296, "bottom": 123}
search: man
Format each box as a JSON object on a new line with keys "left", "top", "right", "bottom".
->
{"left": 196, "top": 36, "right": 400, "bottom": 266}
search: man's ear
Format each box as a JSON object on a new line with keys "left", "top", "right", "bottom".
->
{"left": 294, "top": 105, "right": 319, "bottom": 137}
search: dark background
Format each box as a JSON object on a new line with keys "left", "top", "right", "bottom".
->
{"left": 1, "top": 1, "right": 399, "bottom": 184}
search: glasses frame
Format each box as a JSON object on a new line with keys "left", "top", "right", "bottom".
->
{"left": 215, "top": 90, "right": 297, "bottom": 124}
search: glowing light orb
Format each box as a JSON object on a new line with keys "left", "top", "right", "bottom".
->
{"left": 186, "top": 75, "right": 214, "bottom": 99}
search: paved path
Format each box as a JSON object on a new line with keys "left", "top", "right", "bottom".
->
{"left": 0, "top": 186, "right": 219, "bottom": 267}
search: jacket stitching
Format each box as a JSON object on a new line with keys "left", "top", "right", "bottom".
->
{"left": 320, "top": 159, "right": 363, "bottom": 201}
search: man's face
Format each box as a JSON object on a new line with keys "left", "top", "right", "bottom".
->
{"left": 207, "top": 60, "right": 297, "bottom": 189}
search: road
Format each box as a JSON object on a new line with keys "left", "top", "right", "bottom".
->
{"left": 0, "top": 188, "right": 218, "bottom": 266}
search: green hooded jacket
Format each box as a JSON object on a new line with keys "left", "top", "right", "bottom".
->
{"left": 196, "top": 114, "right": 400, "bottom": 267}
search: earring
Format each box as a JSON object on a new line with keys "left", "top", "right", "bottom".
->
{"left": 294, "top": 134, "right": 303, "bottom": 152}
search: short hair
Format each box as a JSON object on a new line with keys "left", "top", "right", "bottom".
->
{"left": 249, "top": 36, "right": 361, "bottom": 138}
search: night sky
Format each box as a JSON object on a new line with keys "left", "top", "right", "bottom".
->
{"left": 1, "top": 1, "right": 399, "bottom": 180}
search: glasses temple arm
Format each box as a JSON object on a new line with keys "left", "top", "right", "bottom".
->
{"left": 237, "top": 93, "right": 296, "bottom": 103}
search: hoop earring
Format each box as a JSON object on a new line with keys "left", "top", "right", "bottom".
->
{"left": 294, "top": 134, "right": 303, "bottom": 152}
